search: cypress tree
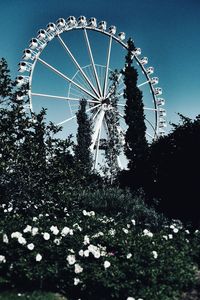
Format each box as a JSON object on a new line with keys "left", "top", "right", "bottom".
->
{"left": 74, "top": 99, "right": 93, "bottom": 177}
{"left": 122, "top": 38, "right": 148, "bottom": 187}
{"left": 0, "top": 58, "right": 13, "bottom": 104}
{"left": 104, "top": 70, "right": 122, "bottom": 183}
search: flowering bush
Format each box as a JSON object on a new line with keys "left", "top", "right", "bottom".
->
{"left": 0, "top": 201, "right": 196, "bottom": 300}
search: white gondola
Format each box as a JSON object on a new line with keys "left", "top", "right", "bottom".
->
{"left": 151, "top": 77, "right": 159, "bottom": 85}
{"left": 17, "top": 91, "right": 24, "bottom": 100}
{"left": 78, "top": 16, "right": 87, "bottom": 26}
{"left": 134, "top": 48, "right": 141, "bottom": 56}
{"left": 22, "top": 49, "right": 32, "bottom": 60}
{"left": 16, "top": 75, "right": 29, "bottom": 86}
{"left": 18, "top": 62, "right": 31, "bottom": 73}
{"left": 118, "top": 32, "right": 125, "bottom": 41}
{"left": 66, "top": 16, "right": 76, "bottom": 27}
{"left": 29, "top": 38, "right": 38, "bottom": 49}
{"left": 108, "top": 25, "right": 116, "bottom": 34}
{"left": 98, "top": 21, "right": 106, "bottom": 30}
{"left": 154, "top": 87, "right": 162, "bottom": 96}
{"left": 159, "top": 129, "right": 165, "bottom": 136}
{"left": 37, "top": 29, "right": 46, "bottom": 40}
{"left": 88, "top": 17, "right": 97, "bottom": 27}
{"left": 46, "top": 23, "right": 56, "bottom": 32}
{"left": 159, "top": 108, "right": 166, "bottom": 117}
{"left": 146, "top": 66, "right": 154, "bottom": 75}
{"left": 159, "top": 118, "right": 167, "bottom": 128}
{"left": 156, "top": 98, "right": 165, "bottom": 106}
{"left": 56, "top": 18, "right": 66, "bottom": 28}
{"left": 140, "top": 57, "right": 148, "bottom": 65}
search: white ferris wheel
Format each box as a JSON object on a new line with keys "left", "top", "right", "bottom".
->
{"left": 16, "top": 15, "right": 166, "bottom": 169}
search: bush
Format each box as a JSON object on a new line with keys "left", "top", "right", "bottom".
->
{"left": 0, "top": 198, "right": 196, "bottom": 300}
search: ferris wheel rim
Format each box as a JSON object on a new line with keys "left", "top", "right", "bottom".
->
{"left": 17, "top": 15, "right": 166, "bottom": 170}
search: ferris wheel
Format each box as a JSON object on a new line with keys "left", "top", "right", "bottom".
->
{"left": 16, "top": 15, "right": 166, "bottom": 169}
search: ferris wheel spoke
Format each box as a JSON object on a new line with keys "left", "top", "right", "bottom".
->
{"left": 31, "top": 92, "right": 100, "bottom": 103}
{"left": 94, "top": 123, "right": 102, "bottom": 169}
{"left": 138, "top": 80, "right": 149, "bottom": 88}
{"left": 103, "top": 35, "right": 112, "bottom": 98}
{"left": 92, "top": 106, "right": 102, "bottom": 121}
{"left": 144, "top": 107, "right": 157, "bottom": 111}
{"left": 90, "top": 109, "right": 105, "bottom": 150}
{"left": 146, "top": 131, "right": 154, "bottom": 139}
{"left": 37, "top": 57, "right": 99, "bottom": 101}
{"left": 57, "top": 103, "right": 101, "bottom": 126}
{"left": 83, "top": 28, "right": 102, "bottom": 97}
{"left": 57, "top": 34, "right": 101, "bottom": 99}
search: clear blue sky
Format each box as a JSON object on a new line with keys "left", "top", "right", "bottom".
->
{"left": 1, "top": 0, "right": 200, "bottom": 132}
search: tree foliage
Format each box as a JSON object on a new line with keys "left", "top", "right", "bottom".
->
{"left": 146, "top": 114, "right": 200, "bottom": 226}
{"left": 0, "top": 58, "right": 13, "bottom": 103}
{"left": 103, "top": 70, "right": 123, "bottom": 183}
{"left": 74, "top": 99, "right": 94, "bottom": 183}
{"left": 119, "top": 39, "right": 148, "bottom": 189}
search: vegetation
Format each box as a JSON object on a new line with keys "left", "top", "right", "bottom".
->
{"left": 119, "top": 39, "right": 148, "bottom": 190}
{"left": 0, "top": 55, "right": 200, "bottom": 300}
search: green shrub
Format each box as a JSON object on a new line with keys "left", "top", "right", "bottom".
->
{"left": 0, "top": 202, "right": 196, "bottom": 300}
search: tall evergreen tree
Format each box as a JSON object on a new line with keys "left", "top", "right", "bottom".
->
{"left": 0, "top": 58, "right": 13, "bottom": 104}
{"left": 104, "top": 70, "right": 122, "bottom": 183}
{"left": 122, "top": 38, "right": 148, "bottom": 188}
{"left": 74, "top": 99, "right": 93, "bottom": 177}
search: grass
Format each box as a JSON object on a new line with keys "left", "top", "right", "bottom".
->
{"left": 0, "top": 292, "right": 68, "bottom": 300}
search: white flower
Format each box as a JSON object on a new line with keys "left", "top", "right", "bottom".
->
{"left": 82, "top": 210, "right": 95, "bottom": 217}
{"left": 78, "top": 249, "right": 84, "bottom": 257}
{"left": 152, "top": 250, "right": 158, "bottom": 259}
{"left": 168, "top": 234, "right": 173, "bottom": 239}
{"left": 69, "top": 229, "right": 73, "bottom": 235}
{"left": 83, "top": 235, "right": 90, "bottom": 245}
{"left": 66, "top": 254, "right": 76, "bottom": 265}
{"left": 127, "top": 224, "right": 131, "bottom": 228}
{"left": 8, "top": 206, "right": 13, "bottom": 212}
{"left": 11, "top": 232, "right": 22, "bottom": 239}
{"left": 108, "top": 228, "right": 116, "bottom": 236}
{"left": 23, "top": 225, "right": 32, "bottom": 233}
{"left": 83, "top": 250, "right": 90, "bottom": 257}
{"left": 43, "top": 232, "right": 50, "bottom": 240}
{"left": 143, "top": 229, "right": 153, "bottom": 238}
{"left": 195, "top": 230, "right": 199, "bottom": 234}
{"left": 163, "top": 235, "right": 168, "bottom": 240}
{"left": 138, "top": 298, "right": 144, "bottom": 300}
{"left": 33, "top": 217, "right": 38, "bottom": 222}
{"left": 185, "top": 229, "right": 190, "bottom": 234}
{"left": 0, "top": 255, "right": 6, "bottom": 263}
{"left": 173, "top": 228, "right": 179, "bottom": 233}
{"left": 74, "top": 263, "right": 83, "bottom": 274}
{"left": 31, "top": 227, "right": 38, "bottom": 236}
{"left": 61, "top": 227, "right": 70, "bottom": 236}
{"left": 131, "top": 219, "right": 136, "bottom": 226}
{"left": 3, "top": 234, "right": 9, "bottom": 244}
{"left": 73, "top": 223, "right": 82, "bottom": 231}
{"left": 18, "top": 236, "right": 26, "bottom": 245}
{"left": 127, "top": 297, "right": 135, "bottom": 300}
{"left": 50, "top": 225, "right": 59, "bottom": 235}
{"left": 127, "top": 253, "right": 132, "bottom": 259}
{"left": 82, "top": 210, "right": 87, "bottom": 216}
{"left": 170, "top": 224, "right": 175, "bottom": 230}
{"left": 104, "top": 260, "right": 111, "bottom": 269}
{"left": 54, "top": 238, "right": 61, "bottom": 245}
{"left": 36, "top": 253, "right": 42, "bottom": 262}
{"left": 27, "top": 243, "right": 34, "bottom": 250}
{"left": 122, "top": 228, "right": 129, "bottom": 234}
{"left": 74, "top": 277, "right": 80, "bottom": 285}
{"left": 92, "top": 232, "right": 104, "bottom": 238}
